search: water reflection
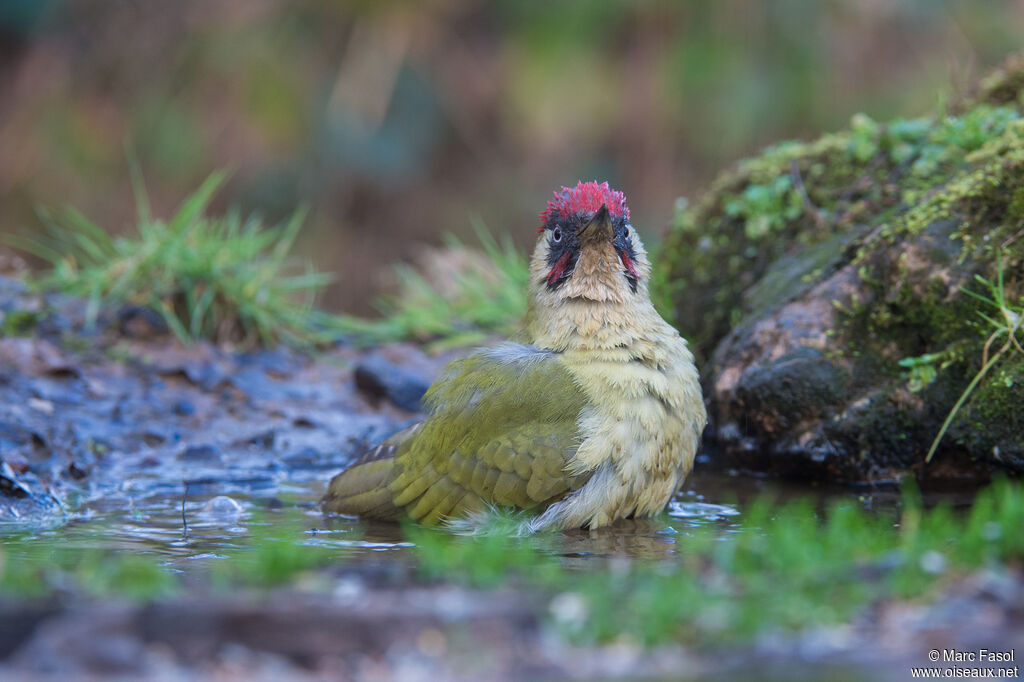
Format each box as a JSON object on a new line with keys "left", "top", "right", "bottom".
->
{"left": 667, "top": 500, "right": 741, "bottom": 522}
{"left": 0, "top": 464, "right": 992, "bottom": 573}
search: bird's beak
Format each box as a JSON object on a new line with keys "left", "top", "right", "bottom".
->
{"left": 578, "top": 204, "right": 612, "bottom": 245}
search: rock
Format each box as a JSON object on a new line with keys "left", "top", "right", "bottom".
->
{"left": 178, "top": 444, "right": 221, "bottom": 463}
{"left": 0, "top": 421, "right": 46, "bottom": 455}
{"left": 235, "top": 429, "right": 275, "bottom": 449}
{"left": 4, "top": 458, "right": 29, "bottom": 475}
{"left": 661, "top": 54, "right": 1024, "bottom": 480}
{"left": 117, "top": 305, "right": 168, "bottom": 339}
{"left": 354, "top": 355, "right": 431, "bottom": 412}
{"left": 0, "top": 472, "right": 29, "bottom": 499}
{"left": 66, "top": 462, "right": 88, "bottom": 480}
{"left": 281, "top": 447, "right": 320, "bottom": 467}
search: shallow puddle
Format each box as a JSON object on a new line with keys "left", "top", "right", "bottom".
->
{"left": 1, "top": 462, "right": 987, "bottom": 577}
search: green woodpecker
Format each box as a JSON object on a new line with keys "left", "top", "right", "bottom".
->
{"left": 323, "top": 181, "right": 706, "bottom": 531}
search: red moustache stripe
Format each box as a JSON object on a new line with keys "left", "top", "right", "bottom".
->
{"left": 620, "top": 250, "right": 639, "bottom": 279}
{"left": 547, "top": 250, "right": 572, "bottom": 287}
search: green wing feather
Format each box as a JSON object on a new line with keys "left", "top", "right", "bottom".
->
{"left": 322, "top": 343, "right": 589, "bottom": 524}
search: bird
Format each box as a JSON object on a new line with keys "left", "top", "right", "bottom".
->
{"left": 322, "top": 181, "right": 706, "bottom": 532}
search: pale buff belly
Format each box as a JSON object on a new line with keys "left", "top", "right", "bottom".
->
{"left": 528, "top": 376, "right": 699, "bottom": 531}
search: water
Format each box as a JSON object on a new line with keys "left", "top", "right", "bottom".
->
{"left": 2, "top": 464, "right": 975, "bottom": 573}
{"left": 0, "top": 455, "right": 1001, "bottom": 682}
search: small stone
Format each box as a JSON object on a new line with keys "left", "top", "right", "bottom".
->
{"left": 919, "top": 550, "right": 947, "bottom": 575}
{"left": 354, "top": 355, "right": 430, "bottom": 412}
{"left": 178, "top": 444, "right": 221, "bottom": 463}
{"left": 117, "top": 304, "right": 168, "bottom": 339}
{"left": 27, "top": 398, "right": 54, "bottom": 415}
{"left": 549, "top": 592, "right": 588, "bottom": 625}
{"left": 5, "top": 458, "right": 30, "bottom": 474}
{"left": 241, "top": 430, "right": 275, "bottom": 449}
{"left": 67, "top": 462, "right": 88, "bottom": 480}
{"left": 282, "top": 447, "right": 320, "bottom": 467}
{"left": 141, "top": 432, "right": 166, "bottom": 446}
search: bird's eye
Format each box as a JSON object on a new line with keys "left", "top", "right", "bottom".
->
{"left": 623, "top": 226, "right": 630, "bottom": 238}
{"left": 552, "top": 227, "right": 562, "bottom": 243}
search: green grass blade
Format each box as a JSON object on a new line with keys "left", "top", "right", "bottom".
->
{"left": 125, "top": 144, "right": 152, "bottom": 224}
{"left": 275, "top": 272, "right": 334, "bottom": 291}
{"left": 270, "top": 206, "right": 309, "bottom": 264}
{"left": 168, "top": 171, "right": 229, "bottom": 234}
{"left": 961, "top": 284, "right": 997, "bottom": 307}
{"left": 60, "top": 207, "right": 115, "bottom": 254}
{"left": 156, "top": 298, "right": 191, "bottom": 344}
{"left": 2, "top": 233, "right": 65, "bottom": 264}
{"left": 925, "top": 344, "right": 1007, "bottom": 463}
{"left": 189, "top": 287, "right": 216, "bottom": 338}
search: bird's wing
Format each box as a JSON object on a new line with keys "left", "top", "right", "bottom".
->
{"left": 387, "top": 342, "right": 590, "bottom": 524}
{"left": 321, "top": 423, "right": 421, "bottom": 519}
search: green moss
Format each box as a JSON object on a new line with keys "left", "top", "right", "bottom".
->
{"left": 723, "top": 175, "right": 803, "bottom": 240}
{"left": 658, "top": 55, "right": 1024, "bottom": 468}
{"left": 661, "top": 58, "right": 1024, "bottom": 361}
{"left": 0, "top": 309, "right": 39, "bottom": 337}
{"left": 744, "top": 227, "right": 863, "bottom": 314}
{"left": 213, "top": 516, "right": 340, "bottom": 588}
{"left": 661, "top": 116, "right": 896, "bottom": 356}
{"left": 899, "top": 116, "right": 1024, "bottom": 255}
{"left": 406, "top": 518, "right": 561, "bottom": 588}
{"left": 0, "top": 512, "right": 342, "bottom": 599}
{"left": 975, "top": 53, "right": 1024, "bottom": 108}
{"left": 846, "top": 256, "right": 976, "bottom": 361}
{"left": 958, "top": 352, "right": 1024, "bottom": 468}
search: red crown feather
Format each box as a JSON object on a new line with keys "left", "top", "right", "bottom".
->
{"left": 538, "top": 181, "right": 629, "bottom": 233}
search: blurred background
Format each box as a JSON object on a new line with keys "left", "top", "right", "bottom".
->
{"left": 0, "top": 0, "right": 1022, "bottom": 314}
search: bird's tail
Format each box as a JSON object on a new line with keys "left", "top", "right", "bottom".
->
{"left": 322, "top": 458, "right": 400, "bottom": 518}
{"left": 321, "top": 425, "right": 418, "bottom": 519}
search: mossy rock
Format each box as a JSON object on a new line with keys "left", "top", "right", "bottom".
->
{"left": 660, "top": 54, "right": 1024, "bottom": 481}
{"left": 957, "top": 353, "right": 1024, "bottom": 471}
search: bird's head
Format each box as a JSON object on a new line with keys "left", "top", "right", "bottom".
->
{"left": 530, "top": 181, "right": 650, "bottom": 306}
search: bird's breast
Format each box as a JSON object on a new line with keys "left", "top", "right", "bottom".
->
{"left": 558, "top": 336, "right": 705, "bottom": 524}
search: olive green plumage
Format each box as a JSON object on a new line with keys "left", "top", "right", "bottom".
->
{"left": 323, "top": 181, "right": 706, "bottom": 531}
{"left": 323, "top": 346, "right": 591, "bottom": 524}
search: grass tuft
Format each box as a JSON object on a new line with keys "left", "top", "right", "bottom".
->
{"left": 404, "top": 478, "right": 1024, "bottom": 646}
{"left": 406, "top": 514, "right": 561, "bottom": 588}
{"left": 213, "top": 514, "right": 341, "bottom": 588}
{"left": 335, "top": 219, "right": 530, "bottom": 349}
{"left": 8, "top": 170, "right": 337, "bottom": 348}
{"left": 10, "top": 177, "right": 533, "bottom": 350}
{"left": 0, "top": 538, "right": 177, "bottom": 601}
{"left": 8, "top": 174, "right": 676, "bottom": 350}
